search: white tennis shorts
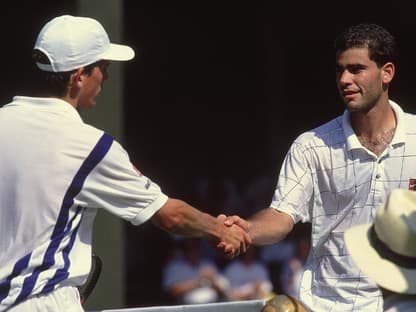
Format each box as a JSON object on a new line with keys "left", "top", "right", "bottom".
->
{"left": 8, "top": 286, "right": 84, "bottom": 312}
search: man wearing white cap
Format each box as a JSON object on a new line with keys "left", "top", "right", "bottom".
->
{"left": 345, "top": 189, "right": 416, "bottom": 311}
{"left": 0, "top": 15, "right": 249, "bottom": 312}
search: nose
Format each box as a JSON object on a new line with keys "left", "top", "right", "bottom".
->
{"left": 337, "top": 70, "right": 352, "bottom": 86}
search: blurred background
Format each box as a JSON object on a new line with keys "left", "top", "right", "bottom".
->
{"left": 3, "top": 1, "right": 416, "bottom": 310}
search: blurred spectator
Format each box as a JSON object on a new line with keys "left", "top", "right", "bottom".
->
{"left": 259, "top": 224, "right": 311, "bottom": 295}
{"left": 259, "top": 240, "right": 296, "bottom": 294}
{"left": 190, "top": 177, "right": 243, "bottom": 267}
{"left": 223, "top": 246, "right": 273, "bottom": 300}
{"left": 162, "top": 237, "right": 229, "bottom": 304}
{"left": 280, "top": 237, "right": 310, "bottom": 298}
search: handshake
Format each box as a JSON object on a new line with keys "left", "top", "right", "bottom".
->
{"left": 154, "top": 199, "right": 287, "bottom": 260}
{"left": 214, "top": 214, "right": 252, "bottom": 259}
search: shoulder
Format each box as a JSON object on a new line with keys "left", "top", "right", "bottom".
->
{"left": 391, "top": 100, "right": 416, "bottom": 123}
{"left": 292, "top": 115, "right": 344, "bottom": 149}
{"left": 394, "top": 101, "right": 416, "bottom": 134}
{"left": 66, "top": 124, "right": 113, "bottom": 152}
{"left": 403, "top": 111, "right": 416, "bottom": 128}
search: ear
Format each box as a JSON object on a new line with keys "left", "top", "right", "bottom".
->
{"left": 67, "top": 68, "right": 85, "bottom": 100}
{"left": 69, "top": 68, "right": 86, "bottom": 89}
{"left": 381, "top": 62, "right": 395, "bottom": 84}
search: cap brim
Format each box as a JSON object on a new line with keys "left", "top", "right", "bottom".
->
{"left": 99, "top": 43, "right": 135, "bottom": 61}
{"left": 345, "top": 224, "right": 416, "bottom": 294}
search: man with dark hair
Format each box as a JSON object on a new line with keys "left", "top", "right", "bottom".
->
{"left": 31, "top": 48, "right": 102, "bottom": 97}
{"left": 222, "top": 23, "right": 416, "bottom": 311}
{"left": 0, "top": 15, "right": 249, "bottom": 312}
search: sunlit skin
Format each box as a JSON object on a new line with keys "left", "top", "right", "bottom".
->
{"left": 220, "top": 47, "right": 399, "bottom": 245}
{"left": 63, "top": 60, "right": 110, "bottom": 109}
{"left": 335, "top": 47, "right": 396, "bottom": 140}
{"left": 336, "top": 48, "right": 390, "bottom": 112}
{"left": 78, "top": 60, "right": 110, "bottom": 108}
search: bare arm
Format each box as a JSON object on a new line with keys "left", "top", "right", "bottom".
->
{"left": 223, "top": 208, "right": 294, "bottom": 245}
{"left": 151, "top": 198, "right": 251, "bottom": 255}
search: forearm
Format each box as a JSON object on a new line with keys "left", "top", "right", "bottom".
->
{"left": 247, "top": 208, "right": 294, "bottom": 245}
{"left": 152, "top": 198, "right": 224, "bottom": 242}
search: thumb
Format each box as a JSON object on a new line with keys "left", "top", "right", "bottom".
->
{"left": 224, "top": 216, "right": 250, "bottom": 233}
{"left": 217, "top": 214, "right": 226, "bottom": 222}
{"left": 223, "top": 215, "right": 240, "bottom": 226}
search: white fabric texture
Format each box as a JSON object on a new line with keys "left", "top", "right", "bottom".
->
{"left": 0, "top": 96, "right": 167, "bottom": 311}
{"left": 7, "top": 286, "right": 83, "bottom": 312}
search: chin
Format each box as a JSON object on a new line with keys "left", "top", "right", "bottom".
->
{"left": 345, "top": 99, "right": 360, "bottom": 110}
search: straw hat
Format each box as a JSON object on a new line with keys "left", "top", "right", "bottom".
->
{"left": 345, "top": 189, "right": 416, "bottom": 294}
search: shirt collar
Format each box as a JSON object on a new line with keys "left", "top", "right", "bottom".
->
{"left": 9, "top": 96, "right": 84, "bottom": 123}
{"left": 343, "top": 100, "right": 406, "bottom": 151}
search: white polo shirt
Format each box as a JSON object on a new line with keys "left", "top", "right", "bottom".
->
{"left": 0, "top": 96, "right": 168, "bottom": 311}
{"left": 270, "top": 100, "right": 416, "bottom": 311}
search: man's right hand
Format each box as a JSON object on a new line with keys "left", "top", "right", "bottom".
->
{"left": 216, "top": 214, "right": 252, "bottom": 258}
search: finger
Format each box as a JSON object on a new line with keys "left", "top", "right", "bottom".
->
{"left": 217, "top": 242, "right": 234, "bottom": 258}
{"left": 224, "top": 216, "right": 250, "bottom": 234}
{"left": 241, "top": 236, "right": 248, "bottom": 254}
{"left": 217, "top": 214, "right": 226, "bottom": 220}
{"left": 225, "top": 248, "right": 237, "bottom": 259}
{"left": 233, "top": 247, "right": 240, "bottom": 258}
{"left": 224, "top": 244, "right": 235, "bottom": 255}
{"left": 225, "top": 251, "right": 234, "bottom": 259}
{"left": 241, "top": 228, "right": 252, "bottom": 246}
{"left": 241, "top": 238, "right": 249, "bottom": 254}
{"left": 235, "top": 218, "right": 250, "bottom": 233}
{"left": 240, "top": 239, "right": 246, "bottom": 254}
{"left": 216, "top": 241, "right": 226, "bottom": 249}
{"left": 224, "top": 215, "right": 240, "bottom": 226}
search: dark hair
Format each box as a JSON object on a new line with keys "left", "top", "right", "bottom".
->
{"left": 32, "top": 49, "right": 97, "bottom": 97}
{"left": 334, "top": 23, "right": 398, "bottom": 68}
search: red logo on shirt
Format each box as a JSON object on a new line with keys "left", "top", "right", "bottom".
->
{"left": 409, "top": 179, "right": 416, "bottom": 191}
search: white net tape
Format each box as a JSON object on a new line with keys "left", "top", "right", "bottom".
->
{"left": 88, "top": 299, "right": 267, "bottom": 312}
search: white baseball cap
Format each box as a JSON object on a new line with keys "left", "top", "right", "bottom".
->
{"left": 345, "top": 189, "right": 416, "bottom": 294}
{"left": 34, "top": 15, "right": 135, "bottom": 72}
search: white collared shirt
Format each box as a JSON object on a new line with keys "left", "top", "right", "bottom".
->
{"left": 270, "top": 100, "right": 416, "bottom": 311}
{"left": 0, "top": 96, "right": 168, "bottom": 311}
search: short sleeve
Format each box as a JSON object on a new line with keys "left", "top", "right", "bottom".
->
{"left": 76, "top": 139, "right": 168, "bottom": 226}
{"left": 270, "top": 140, "right": 313, "bottom": 223}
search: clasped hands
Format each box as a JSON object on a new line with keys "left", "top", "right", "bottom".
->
{"left": 215, "top": 214, "right": 251, "bottom": 259}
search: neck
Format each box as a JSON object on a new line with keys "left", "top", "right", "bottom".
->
{"left": 351, "top": 101, "right": 396, "bottom": 138}
{"left": 60, "top": 89, "right": 79, "bottom": 109}
{"left": 351, "top": 102, "right": 397, "bottom": 156}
